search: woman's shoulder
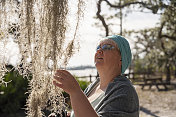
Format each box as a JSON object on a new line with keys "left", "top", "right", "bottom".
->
{"left": 106, "top": 75, "right": 137, "bottom": 96}
{"left": 96, "top": 75, "right": 139, "bottom": 117}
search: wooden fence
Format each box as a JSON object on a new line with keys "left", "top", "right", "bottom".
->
{"left": 77, "top": 74, "right": 99, "bottom": 83}
{"left": 77, "top": 72, "right": 170, "bottom": 91}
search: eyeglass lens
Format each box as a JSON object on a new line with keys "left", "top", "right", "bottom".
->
{"left": 96, "top": 44, "right": 115, "bottom": 51}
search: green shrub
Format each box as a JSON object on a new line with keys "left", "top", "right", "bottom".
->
{"left": 0, "top": 70, "right": 29, "bottom": 114}
{"left": 0, "top": 67, "right": 91, "bottom": 115}
{"left": 77, "top": 78, "right": 90, "bottom": 91}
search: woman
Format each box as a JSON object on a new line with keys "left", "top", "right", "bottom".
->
{"left": 53, "top": 35, "right": 139, "bottom": 117}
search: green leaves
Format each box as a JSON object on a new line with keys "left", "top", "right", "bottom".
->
{"left": 0, "top": 70, "right": 29, "bottom": 114}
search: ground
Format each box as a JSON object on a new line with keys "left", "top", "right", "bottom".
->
{"left": 136, "top": 82, "right": 176, "bottom": 117}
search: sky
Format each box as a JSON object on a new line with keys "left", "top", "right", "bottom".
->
{"left": 67, "top": 0, "right": 160, "bottom": 67}
{"left": 0, "top": 0, "right": 160, "bottom": 68}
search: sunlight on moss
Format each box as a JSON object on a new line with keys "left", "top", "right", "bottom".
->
{"left": 0, "top": 0, "right": 85, "bottom": 116}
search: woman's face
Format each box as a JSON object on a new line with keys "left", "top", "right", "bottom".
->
{"left": 94, "top": 39, "right": 121, "bottom": 70}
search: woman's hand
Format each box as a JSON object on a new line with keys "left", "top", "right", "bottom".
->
{"left": 53, "top": 70, "right": 81, "bottom": 95}
{"left": 53, "top": 70, "right": 99, "bottom": 117}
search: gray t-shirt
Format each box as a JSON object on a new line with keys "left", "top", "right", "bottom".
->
{"left": 71, "top": 75, "right": 139, "bottom": 117}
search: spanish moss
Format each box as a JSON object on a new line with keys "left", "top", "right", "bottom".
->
{"left": 0, "top": 0, "right": 84, "bottom": 116}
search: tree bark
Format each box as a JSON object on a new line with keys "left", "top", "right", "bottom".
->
{"left": 96, "top": 0, "right": 109, "bottom": 36}
{"left": 120, "top": 0, "right": 122, "bottom": 35}
{"left": 166, "top": 63, "right": 171, "bottom": 84}
{"left": 175, "top": 64, "right": 176, "bottom": 78}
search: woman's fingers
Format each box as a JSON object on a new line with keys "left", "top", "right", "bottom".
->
{"left": 55, "top": 70, "right": 67, "bottom": 78}
{"left": 53, "top": 69, "right": 81, "bottom": 95}
{"left": 53, "top": 75, "right": 64, "bottom": 82}
{"left": 53, "top": 70, "right": 67, "bottom": 87}
{"left": 59, "top": 70, "right": 72, "bottom": 76}
{"left": 54, "top": 70, "right": 69, "bottom": 83}
{"left": 53, "top": 80, "right": 63, "bottom": 88}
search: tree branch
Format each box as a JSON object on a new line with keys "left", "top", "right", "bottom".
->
{"left": 96, "top": 0, "right": 109, "bottom": 36}
{"left": 160, "top": 39, "right": 169, "bottom": 56}
{"left": 160, "top": 35, "right": 176, "bottom": 41}
{"left": 103, "top": 0, "right": 169, "bottom": 14}
{"left": 170, "top": 48, "right": 176, "bottom": 58}
{"left": 158, "top": 21, "right": 165, "bottom": 39}
{"left": 158, "top": 21, "right": 176, "bottom": 41}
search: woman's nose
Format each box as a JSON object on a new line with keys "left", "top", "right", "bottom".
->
{"left": 96, "top": 49, "right": 103, "bottom": 54}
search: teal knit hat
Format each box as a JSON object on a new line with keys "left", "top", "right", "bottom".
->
{"left": 105, "top": 35, "right": 132, "bottom": 74}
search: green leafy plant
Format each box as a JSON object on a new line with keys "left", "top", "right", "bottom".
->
{"left": 77, "top": 78, "right": 90, "bottom": 91}
{"left": 0, "top": 70, "right": 29, "bottom": 114}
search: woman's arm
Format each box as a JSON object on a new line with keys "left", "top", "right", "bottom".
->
{"left": 53, "top": 70, "right": 99, "bottom": 117}
{"left": 69, "top": 88, "right": 98, "bottom": 117}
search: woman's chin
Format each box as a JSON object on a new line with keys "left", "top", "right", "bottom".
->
{"left": 95, "top": 62, "right": 104, "bottom": 68}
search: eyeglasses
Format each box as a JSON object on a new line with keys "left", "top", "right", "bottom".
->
{"left": 96, "top": 44, "right": 115, "bottom": 51}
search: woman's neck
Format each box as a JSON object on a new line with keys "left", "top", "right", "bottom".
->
{"left": 97, "top": 68, "right": 121, "bottom": 90}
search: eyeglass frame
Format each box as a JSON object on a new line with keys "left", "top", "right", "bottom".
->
{"left": 96, "top": 44, "right": 116, "bottom": 51}
{"left": 96, "top": 44, "right": 122, "bottom": 61}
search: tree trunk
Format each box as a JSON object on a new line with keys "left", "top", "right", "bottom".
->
{"left": 175, "top": 64, "right": 176, "bottom": 78}
{"left": 166, "top": 64, "right": 171, "bottom": 84}
{"left": 120, "top": 0, "right": 122, "bottom": 35}
{"left": 96, "top": 0, "right": 109, "bottom": 36}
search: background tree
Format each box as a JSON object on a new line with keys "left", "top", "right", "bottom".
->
{"left": 130, "top": 0, "right": 176, "bottom": 82}
{"left": 95, "top": 0, "right": 176, "bottom": 82}
{"left": 95, "top": 0, "right": 170, "bottom": 36}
